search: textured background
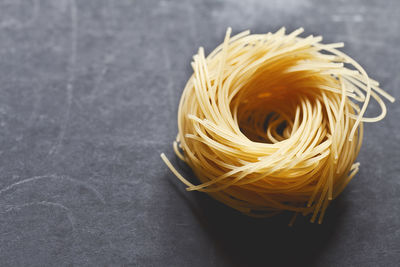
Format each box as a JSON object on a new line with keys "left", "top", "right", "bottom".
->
{"left": 0, "top": 0, "right": 399, "bottom": 266}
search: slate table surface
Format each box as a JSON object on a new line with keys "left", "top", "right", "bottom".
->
{"left": 0, "top": 0, "right": 399, "bottom": 266}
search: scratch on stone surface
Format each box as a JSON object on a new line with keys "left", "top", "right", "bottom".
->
{"left": 0, "top": 174, "right": 106, "bottom": 204}
{"left": 49, "top": 0, "right": 78, "bottom": 156}
{"left": 332, "top": 13, "right": 364, "bottom": 23}
{"left": 85, "top": 1, "right": 117, "bottom": 104}
{"left": 1, "top": 201, "right": 76, "bottom": 230}
{"left": 86, "top": 53, "right": 115, "bottom": 103}
{"left": 27, "top": 82, "right": 42, "bottom": 128}
{"left": 161, "top": 46, "right": 175, "bottom": 110}
{"left": 117, "top": 138, "right": 166, "bottom": 146}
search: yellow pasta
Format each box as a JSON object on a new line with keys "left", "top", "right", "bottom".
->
{"left": 161, "top": 27, "right": 395, "bottom": 224}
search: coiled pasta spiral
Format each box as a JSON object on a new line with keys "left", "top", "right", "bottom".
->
{"left": 161, "top": 27, "right": 394, "bottom": 224}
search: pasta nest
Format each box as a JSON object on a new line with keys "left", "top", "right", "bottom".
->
{"left": 162, "top": 28, "right": 394, "bottom": 224}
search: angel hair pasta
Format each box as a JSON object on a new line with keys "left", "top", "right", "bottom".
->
{"left": 161, "top": 27, "right": 394, "bottom": 224}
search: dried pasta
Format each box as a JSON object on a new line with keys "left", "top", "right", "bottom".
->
{"left": 161, "top": 27, "right": 394, "bottom": 224}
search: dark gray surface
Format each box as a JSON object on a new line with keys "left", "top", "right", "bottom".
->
{"left": 0, "top": 0, "right": 399, "bottom": 266}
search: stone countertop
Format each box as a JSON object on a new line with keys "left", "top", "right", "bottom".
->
{"left": 0, "top": 0, "right": 399, "bottom": 266}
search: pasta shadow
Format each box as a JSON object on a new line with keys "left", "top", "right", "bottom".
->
{"left": 169, "top": 174, "right": 348, "bottom": 267}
